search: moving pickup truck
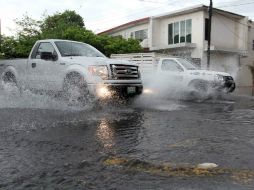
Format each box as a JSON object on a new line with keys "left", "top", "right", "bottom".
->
{"left": 0, "top": 39, "right": 143, "bottom": 103}
{"left": 111, "top": 53, "right": 235, "bottom": 94}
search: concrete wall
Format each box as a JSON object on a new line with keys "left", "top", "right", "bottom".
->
{"left": 110, "top": 23, "right": 149, "bottom": 39}
{"left": 235, "top": 65, "right": 253, "bottom": 95}
{"left": 238, "top": 22, "right": 254, "bottom": 96}
{"left": 150, "top": 11, "right": 205, "bottom": 59}
{"left": 207, "top": 13, "right": 248, "bottom": 51}
{"left": 207, "top": 53, "right": 239, "bottom": 77}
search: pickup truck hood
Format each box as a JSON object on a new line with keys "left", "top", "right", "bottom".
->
{"left": 61, "top": 56, "right": 137, "bottom": 66}
{"left": 187, "top": 69, "right": 231, "bottom": 77}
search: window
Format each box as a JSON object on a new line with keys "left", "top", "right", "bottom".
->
{"left": 180, "top": 21, "right": 186, "bottom": 43}
{"left": 174, "top": 22, "right": 179, "bottom": 44}
{"left": 130, "top": 32, "right": 134, "bottom": 38}
{"left": 161, "top": 59, "right": 183, "bottom": 72}
{"left": 131, "top": 29, "right": 148, "bottom": 41}
{"left": 205, "top": 18, "right": 209, "bottom": 41}
{"left": 177, "top": 58, "right": 197, "bottom": 70}
{"left": 168, "top": 19, "right": 192, "bottom": 45}
{"left": 168, "top": 24, "right": 173, "bottom": 44}
{"left": 32, "top": 42, "right": 56, "bottom": 59}
{"left": 186, "top": 19, "right": 192, "bottom": 43}
{"left": 37, "top": 43, "right": 55, "bottom": 53}
{"left": 55, "top": 41, "right": 105, "bottom": 57}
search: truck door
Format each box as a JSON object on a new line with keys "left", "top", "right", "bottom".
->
{"left": 27, "top": 42, "right": 64, "bottom": 91}
{"left": 160, "top": 59, "right": 185, "bottom": 86}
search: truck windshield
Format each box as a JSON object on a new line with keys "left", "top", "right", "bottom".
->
{"left": 55, "top": 41, "right": 105, "bottom": 57}
{"left": 177, "top": 58, "right": 197, "bottom": 70}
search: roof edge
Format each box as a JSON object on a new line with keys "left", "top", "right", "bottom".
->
{"left": 97, "top": 17, "right": 149, "bottom": 35}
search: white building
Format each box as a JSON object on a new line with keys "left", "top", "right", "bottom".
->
{"left": 99, "top": 5, "right": 254, "bottom": 95}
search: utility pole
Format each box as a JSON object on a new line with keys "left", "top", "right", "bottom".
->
{"left": 207, "top": 0, "right": 213, "bottom": 70}
{"left": 0, "top": 19, "right": 2, "bottom": 48}
{"left": 0, "top": 18, "right": 2, "bottom": 54}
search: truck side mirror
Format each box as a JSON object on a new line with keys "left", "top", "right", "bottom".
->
{"left": 40, "top": 52, "right": 57, "bottom": 61}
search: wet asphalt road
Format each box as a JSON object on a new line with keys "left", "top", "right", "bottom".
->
{"left": 0, "top": 91, "right": 254, "bottom": 190}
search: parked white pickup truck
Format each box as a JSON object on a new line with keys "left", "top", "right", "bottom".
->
{"left": 111, "top": 53, "right": 235, "bottom": 94}
{"left": 0, "top": 39, "right": 143, "bottom": 102}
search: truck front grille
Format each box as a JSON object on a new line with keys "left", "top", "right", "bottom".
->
{"left": 110, "top": 64, "right": 139, "bottom": 80}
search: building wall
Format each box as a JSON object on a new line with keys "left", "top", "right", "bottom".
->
{"left": 238, "top": 22, "right": 254, "bottom": 95}
{"left": 208, "top": 53, "right": 239, "bottom": 76}
{"left": 109, "top": 23, "right": 149, "bottom": 39}
{"left": 207, "top": 13, "right": 248, "bottom": 51}
{"left": 150, "top": 11, "right": 205, "bottom": 59}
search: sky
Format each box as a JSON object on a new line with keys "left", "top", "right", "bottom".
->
{"left": 0, "top": 0, "right": 254, "bottom": 36}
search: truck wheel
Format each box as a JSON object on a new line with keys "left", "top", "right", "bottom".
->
{"left": 225, "top": 83, "right": 236, "bottom": 93}
{"left": 63, "top": 73, "right": 89, "bottom": 105}
{"left": 2, "top": 72, "right": 16, "bottom": 86}
{"left": 2, "top": 72, "right": 19, "bottom": 90}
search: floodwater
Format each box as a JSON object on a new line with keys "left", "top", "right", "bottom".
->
{"left": 0, "top": 87, "right": 254, "bottom": 189}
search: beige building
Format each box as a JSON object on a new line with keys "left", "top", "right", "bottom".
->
{"left": 99, "top": 5, "right": 254, "bottom": 95}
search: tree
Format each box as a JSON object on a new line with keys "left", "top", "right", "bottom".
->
{"left": 0, "top": 10, "right": 143, "bottom": 59}
{"left": 41, "top": 10, "right": 85, "bottom": 39}
{"left": 12, "top": 14, "right": 42, "bottom": 57}
{"left": 0, "top": 36, "right": 18, "bottom": 58}
{"left": 14, "top": 14, "right": 41, "bottom": 37}
{"left": 102, "top": 36, "right": 143, "bottom": 57}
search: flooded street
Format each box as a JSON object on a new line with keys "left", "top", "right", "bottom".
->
{"left": 0, "top": 91, "right": 254, "bottom": 189}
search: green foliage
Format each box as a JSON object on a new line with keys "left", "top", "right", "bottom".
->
{"left": 41, "top": 10, "right": 85, "bottom": 39}
{"left": 0, "top": 36, "right": 18, "bottom": 59}
{"left": 14, "top": 14, "right": 41, "bottom": 37}
{"left": 0, "top": 10, "right": 143, "bottom": 59}
{"left": 2, "top": 13, "right": 43, "bottom": 58}
{"left": 103, "top": 36, "right": 143, "bottom": 57}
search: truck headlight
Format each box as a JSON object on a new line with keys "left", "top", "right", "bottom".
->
{"left": 88, "top": 65, "right": 108, "bottom": 80}
{"left": 215, "top": 74, "right": 224, "bottom": 82}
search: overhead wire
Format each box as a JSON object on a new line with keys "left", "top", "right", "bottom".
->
{"left": 217, "top": 0, "right": 254, "bottom": 8}
{"left": 92, "top": 0, "right": 254, "bottom": 32}
{"left": 212, "top": 5, "right": 254, "bottom": 29}
{"left": 89, "top": 0, "right": 254, "bottom": 23}
{"left": 90, "top": 0, "right": 180, "bottom": 31}
{"left": 85, "top": 0, "right": 173, "bottom": 22}
{"left": 213, "top": 13, "right": 253, "bottom": 47}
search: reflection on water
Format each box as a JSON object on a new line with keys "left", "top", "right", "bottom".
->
{"left": 95, "top": 111, "right": 145, "bottom": 155}
{"left": 97, "top": 119, "right": 115, "bottom": 150}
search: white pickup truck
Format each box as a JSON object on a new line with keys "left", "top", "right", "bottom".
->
{"left": 145, "top": 57, "right": 236, "bottom": 94}
{"left": 0, "top": 39, "right": 143, "bottom": 102}
{"left": 111, "top": 53, "right": 235, "bottom": 94}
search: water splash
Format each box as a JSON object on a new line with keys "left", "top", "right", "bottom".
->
{"left": 0, "top": 83, "right": 91, "bottom": 111}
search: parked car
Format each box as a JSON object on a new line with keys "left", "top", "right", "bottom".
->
{"left": 0, "top": 39, "right": 143, "bottom": 103}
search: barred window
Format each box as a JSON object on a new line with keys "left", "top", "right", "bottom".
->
{"left": 131, "top": 29, "right": 148, "bottom": 41}
{"left": 168, "top": 19, "right": 192, "bottom": 44}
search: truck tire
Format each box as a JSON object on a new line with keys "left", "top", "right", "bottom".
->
{"left": 2, "top": 72, "right": 19, "bottom": 90}
{"left": 2, "top": 72, "right": 17, "bottom": 86}
{"left": 224, "top": 82, "right": 236, "bottom": 93}
{"left": 63, "top": 73, "right": 89, "bottom": 105}
{"left": 2, "top": 72, "right": 24, "bottom": 95}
